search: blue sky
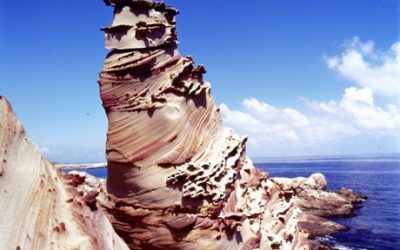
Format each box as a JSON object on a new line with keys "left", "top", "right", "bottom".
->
{"left": 0, "top": 0, "right": 399, "bottom": 163}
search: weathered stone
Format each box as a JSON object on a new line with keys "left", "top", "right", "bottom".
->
{"left": 0, "top": 97, "right": 129, "bottom": 250}
{"left": 98, "top": 1, "right": 366, "bottom": 249}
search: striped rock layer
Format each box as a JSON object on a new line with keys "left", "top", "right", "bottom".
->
{"left": 99, "top": 1, "right": 365, "bottom": 249}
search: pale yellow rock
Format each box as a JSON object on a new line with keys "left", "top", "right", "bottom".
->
{"left": 0, "top": 97, "right": 129, "bottom": 250}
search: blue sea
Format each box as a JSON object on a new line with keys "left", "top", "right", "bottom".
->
{"left": 82, "top": 155, "right": 400, "bottom": 250}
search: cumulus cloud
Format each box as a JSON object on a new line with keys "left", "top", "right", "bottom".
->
{"left": 220, "top": 87, "right": 400, "bottom": 156}
{"left": 326, "top": 37, "right": 400, "bottom": 98}
{"left": 219, "top": 38, "right": 400, "bottom": 156}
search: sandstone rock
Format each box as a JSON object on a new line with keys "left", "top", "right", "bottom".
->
{"left": 98, "top": 1, "right": 366, "bottom": 249}
{"left": 0, "top": 1, "right": 367, "bottom": 249}
{"left": 0, "top": 96, "right": 129, "bottom": 250}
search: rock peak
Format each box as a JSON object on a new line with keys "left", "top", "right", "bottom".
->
{"left": 98, "top": 1, "right": 366, "bottom": 249}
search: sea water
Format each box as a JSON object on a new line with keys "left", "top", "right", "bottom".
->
{"left": 83, "top": 155, "right": 400, "bottom": 250}
{"left": 255, "top": 155, "right": 400, "bottom": 250}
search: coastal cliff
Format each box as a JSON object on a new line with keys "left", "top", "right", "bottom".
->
{"left": 98, "top": 0, "right": 365, "bottom": 249}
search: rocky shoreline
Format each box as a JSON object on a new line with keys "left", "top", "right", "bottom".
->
{"left": 0, "top": 0, "right": 366, "bottom": 249}
{"left": 56, "top": 163, "right": 107, "bottom": 170}
{"left": 0, "top": 97, "right": 366, "bottom": 249}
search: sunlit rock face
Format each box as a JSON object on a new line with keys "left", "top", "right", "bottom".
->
{"left": 99, "top": 1, "right": 365, "bottom": 249}
{"left": 0, "top": 97, "right": 129, "bottom": 250}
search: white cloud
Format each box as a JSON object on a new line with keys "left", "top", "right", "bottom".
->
{"left": 219, "top": 38, "right": 400, "bottom": 156}
{"left": 39, "top": 146, "right": 50, "bottom": 154}
{"left": 326, "top": 37, "right": 400, "bottom": 98}
{"left": 37, "top": 146, "right": 62, "bottom": 156}
{"left": 220, "top": 87, "right": 400, "bottom": 156}
{"left": 34, "top": 145, "right": 106, "bottom": 164}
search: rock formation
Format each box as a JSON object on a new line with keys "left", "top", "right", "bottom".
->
{"left": 98, "top": 1, "right": 366, "bottom": 249}
{"left": 0, "top": 96, "right": 129, "bottom": 250}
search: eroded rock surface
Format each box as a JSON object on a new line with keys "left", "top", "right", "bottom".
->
{"left": 98, "top": 1, "right": 366, "bottom": 249}
{"left": 0, "top": 97, "right": 129, "bottom": 250}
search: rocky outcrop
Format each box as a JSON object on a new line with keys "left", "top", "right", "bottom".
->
{"left": 0, "top": 97, "right": 129, "bottom": 250}
{"left": 98, "top": 1, "right": 366, "bottom": 249}
{"left": 272, "top": 174, "right": 366, "bottom": 238}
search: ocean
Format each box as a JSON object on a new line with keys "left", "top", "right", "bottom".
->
{"left": 82, "top": 155, "right": 400, "bottom": 250}
{"left": 255, "top": 155, "right": 400, "bottom": 250}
